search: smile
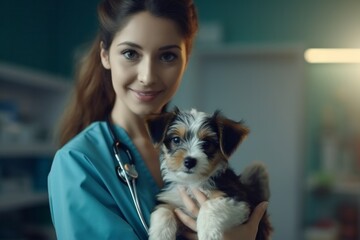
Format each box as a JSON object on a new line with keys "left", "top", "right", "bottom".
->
{"left": 131, "top": 89, "right": 162, "bottom": 102}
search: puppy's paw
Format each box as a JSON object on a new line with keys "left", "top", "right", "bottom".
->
{"left": 197, "top": 198, "right": 250, "bottom": 240}
{"left": 149, "top": 206, "right": 177, "bottom": 240}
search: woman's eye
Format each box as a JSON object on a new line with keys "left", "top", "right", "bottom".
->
{"left": 171, "top": 137, "right": 181, "bottom": 145}
{"left": 160, "top": 52, "right": 177, "bottom": 62}
{"left": 122, "top": 49, "right": 139, "bottom": 60}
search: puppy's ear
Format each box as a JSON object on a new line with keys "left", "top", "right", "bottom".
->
{"left": 145, "top": 112, "right": 176, "bottom": 146}
{"left": 215, "top": 112, "right": 249, "bottom": 158}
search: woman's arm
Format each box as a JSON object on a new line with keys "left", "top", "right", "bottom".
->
{"left": 174, "top": 188, "right": 268, "bottom": 240}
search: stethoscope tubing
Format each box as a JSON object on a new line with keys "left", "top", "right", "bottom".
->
{"left": 113, "top": 151, "right": 149, "bottom": 234}
{"left": 107, "top": 118, "right": 149, "bottom": 234}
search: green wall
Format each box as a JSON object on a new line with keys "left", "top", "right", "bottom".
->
{"left": 0, "top": 1, "right": 98, "bottom": 77}
{"left": 1, "top": 1, "right": 360, "bottom": 77}
{"left": 196, "top": 0, "right": 360, "bottom": 47}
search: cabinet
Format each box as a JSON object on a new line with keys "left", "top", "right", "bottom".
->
{"left": 0, "top": 62, "right": 71, "bottom": 239}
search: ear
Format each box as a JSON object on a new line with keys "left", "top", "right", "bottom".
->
{"left": 145, "top": 112, "right": 176, "bottom": 146}
{"left": 216, "top": 113, "right": 249, "bottom": 158}
{"left": 100, "top": 41, "right": 111, "bottom": 69}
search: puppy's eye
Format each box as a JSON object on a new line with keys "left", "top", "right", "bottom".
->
{"left": 171, "top": 137, "right": 181, "bottom": 145}
{"left": 202, "top": 140, "right": 216, "bottom": 150}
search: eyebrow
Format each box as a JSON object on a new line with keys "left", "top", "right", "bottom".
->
{"left": 117, "top": 41, "right": 181, "bottom": 51}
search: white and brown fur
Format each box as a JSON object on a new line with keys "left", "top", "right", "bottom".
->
{"left": 146, "top": 108, "right": 272, "bottom": 240}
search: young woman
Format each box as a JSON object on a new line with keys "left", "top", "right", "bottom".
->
{"left": 48, "top": 0, "right": 268, "bottom": 239}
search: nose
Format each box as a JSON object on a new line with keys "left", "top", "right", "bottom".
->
{"left": 138, "top": 57, "right": 156, "bottom": 86}
{"left": 184, "top": 157, "right": 197, "bottom": 170}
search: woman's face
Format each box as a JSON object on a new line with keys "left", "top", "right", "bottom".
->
{"left": 101, "top": 11, "right": 187, "bottom": 118}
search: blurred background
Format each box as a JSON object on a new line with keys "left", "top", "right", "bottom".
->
{"left": 0, "top": 1, "right": 360, "bottom": 239}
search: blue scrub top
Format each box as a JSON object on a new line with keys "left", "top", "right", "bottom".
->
{"left": 48, "top": 122, "right": 160, "bottom": 240}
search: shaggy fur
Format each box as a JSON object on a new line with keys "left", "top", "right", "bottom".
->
{"left": 146, "top": 108, "right": 272, "bottom": 240}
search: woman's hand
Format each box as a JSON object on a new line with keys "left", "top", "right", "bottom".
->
{"left": 174, "top": 187, "right": 268, "bottom": 240}
{"left": 222, "top": 201, "right": 268, "bottom": 240}
{"left": 173, "top": 187, "right": 206, "bottom": 239}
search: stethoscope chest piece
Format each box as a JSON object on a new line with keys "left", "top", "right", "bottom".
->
{"left": 117, "top": 163, "right": 138, "bottom": 182}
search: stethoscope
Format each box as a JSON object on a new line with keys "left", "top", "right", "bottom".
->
{"left": 106, "top": 118, "right": 149, "bottom": 234}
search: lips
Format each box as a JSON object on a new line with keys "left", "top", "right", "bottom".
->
{"left": 131, "top": 89, "right": 162, "bottom": 102}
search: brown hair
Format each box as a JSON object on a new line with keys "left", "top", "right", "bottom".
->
{"left": 58, "top": 0, "right": 198, "bottom": 146}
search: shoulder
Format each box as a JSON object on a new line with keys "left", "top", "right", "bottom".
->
{"left": 60, "top": 121, "right": 133, "bottom": 154}
{"left": 51, "top": 122, "right": 112, "bottom": 173}
{"left": 49, "top": 122, "right": 118, "bottom": 190}
{"left": 62, "top": 122, "right": 109, "bottom": 152}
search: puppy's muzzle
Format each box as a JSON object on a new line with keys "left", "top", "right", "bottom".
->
{"left": 184, "top": 156, "right": 197, "bottom": 170}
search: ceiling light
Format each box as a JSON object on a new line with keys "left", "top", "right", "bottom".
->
{"left": 304, "top": 48, "right": 360, "bottom": 63}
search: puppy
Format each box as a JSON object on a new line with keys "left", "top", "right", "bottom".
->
{"left": 146, "top": 108, "right": 272, "bottom": 240}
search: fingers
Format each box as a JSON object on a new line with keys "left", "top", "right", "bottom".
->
{"left": 222, "top": 202, "right": 268, "bottom": 240}
{"left": 174, "top": 208, "right": 197, "bottom": 232}
{"left": 191, "top": 188, "right": 207, "bottom": 205}
{"left": 178, "top": 187, "right": 200, "bottom": 217}
{"left": 248, "top": 201, "right": 268, "bottom": 225}
{"left": 175, "top": 187, "right": 209, "bottom": 232}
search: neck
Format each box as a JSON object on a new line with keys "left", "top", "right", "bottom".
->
{"left": 110, "top": 112, "right": 149, "bottom": 142}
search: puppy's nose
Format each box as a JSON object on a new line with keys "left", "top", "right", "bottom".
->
{"left": 184, "top": 157, "right": 197, "bottom": 169}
